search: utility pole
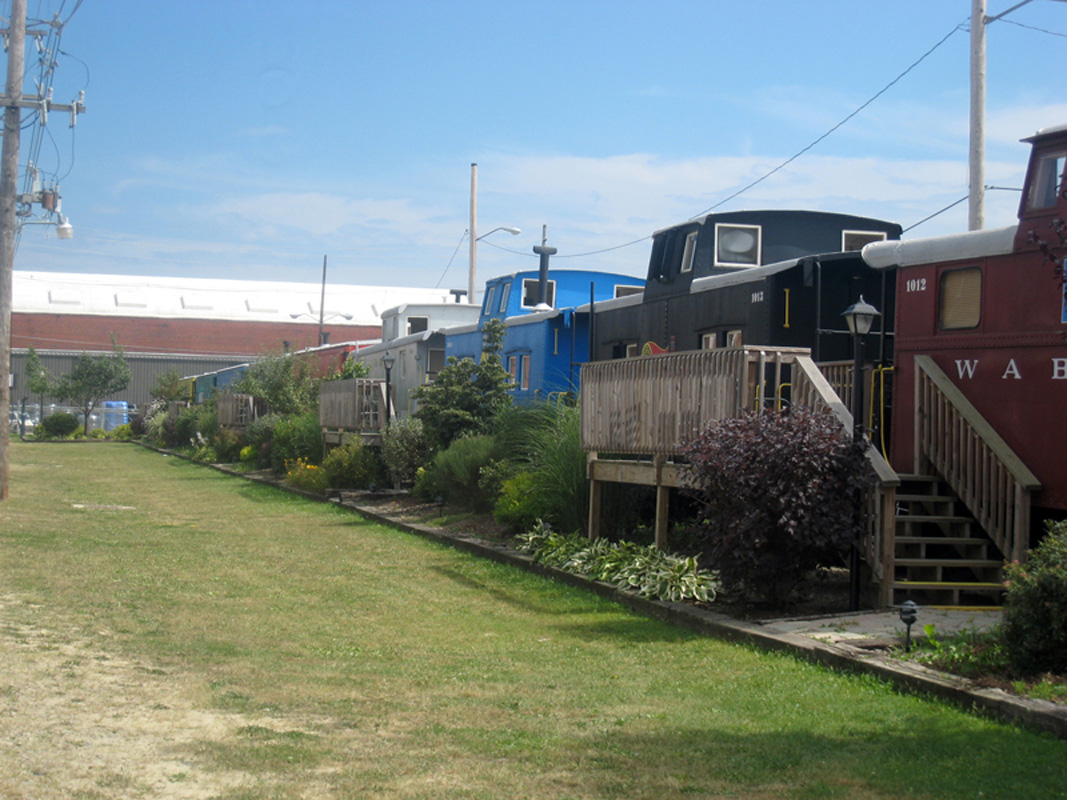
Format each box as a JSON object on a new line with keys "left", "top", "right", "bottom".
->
{"left": 969, "top": 0, "right": 986, "bottom": 231}
{"left": 0, "top": 0, "right": 84, "bottom": 500}
{"left": 0, "top": 0, "right": 26, "bottom": 501}
{"left": 468, "top": 162, "right": 477, "bottom": 304}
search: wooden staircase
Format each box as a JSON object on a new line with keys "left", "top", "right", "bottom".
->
{"left": 890, "top": 474, "right": 1006, "bottom": 608}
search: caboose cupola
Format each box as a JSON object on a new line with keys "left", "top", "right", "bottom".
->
{"left": 1014, "top": 123, "right": 1067, "bottom": 253}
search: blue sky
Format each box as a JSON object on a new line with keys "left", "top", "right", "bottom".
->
{"left": 10, "top": 0, "right": 1067, "bottom": 297}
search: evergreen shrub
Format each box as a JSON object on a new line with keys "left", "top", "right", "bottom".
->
{"left": 432, "top": 435, "right": 497, "bottom": 510}
{"left": 35, "top": 412, "right": 80, "bottom": 439}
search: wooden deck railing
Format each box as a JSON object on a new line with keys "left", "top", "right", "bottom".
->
{"left": 319, "top": 378, "right": 387, "bottom": 435}
{"left": 580, "top": 346, "right": 809, "bottom": 454}
{"left": 915, "top": 355, "right": 1039, "bottom": 562}
{"left": 217, "top": 394, "right": 267, "bottom": 428}
{"left": 792, "top": 356, "right": 899, "bottom": 595}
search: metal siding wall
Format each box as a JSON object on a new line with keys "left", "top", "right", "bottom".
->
{"left": 9, "top": 351, "right": 248, "bottom": 410}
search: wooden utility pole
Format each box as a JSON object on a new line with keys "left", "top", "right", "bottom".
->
{"left": 0, "top": 0, "right": 26, "bottom": 501}
{"left": 969, "top": 0, "right": 986, "bottom": 231}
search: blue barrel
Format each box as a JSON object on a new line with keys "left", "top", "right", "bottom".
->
{"left": 102, "top": 401, "right": 129, "bottom": 431}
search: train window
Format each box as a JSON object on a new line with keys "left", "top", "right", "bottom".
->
{"left": 726, "top": 330, "right": 743, "bottom": 347}
{"left": 701, "top": 332, "right": 719, "bottom": 350}
{"left": 407, "top": 316, "right": 428, "bottom": 335}
{"left": 939, "top": 268, "right": 982, "bottom": 330}
{"left": 680, "top": 231, "right": 698, "bottom": 273}
{"left": 521, "top": 356, "right": 530, "bottom": 390}
{"left": 625, "top": 343, "right": 639, "bottom": 358}
{"left": 614, "top": 285, "right": 643, "bottom": 298}
{"left": 483, "top": 286, "right": 496, "bottom": 314}
{"left": 715, "top": 224, "right": 761, "bottom": 267}
{"left": 521, "top": 278, "right": 556, "bottom": 309}
{"left": 506, "top": 355, "right": 518, "bottom": 383}
{"left": 842, "top": 230, "right": 887, "bottom": 251}
{"left": 498, "top": 283, "right": 511, "bottom": 313}
{"left": 1025, "top": 149, "right": 1066, "bottom": 211}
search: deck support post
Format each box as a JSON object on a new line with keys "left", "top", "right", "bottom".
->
{"left": 587, "top": 451, "right": 601, "bottom": 541}
{"left": 654, "top": 454, "right": 670, "bottom": 550}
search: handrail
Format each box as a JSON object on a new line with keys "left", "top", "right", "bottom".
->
{"left": 792, "top": 355, "right": 898, "bottom": 592}
{"left": 914, "top": 355, "right": 1039, "bottom": 562}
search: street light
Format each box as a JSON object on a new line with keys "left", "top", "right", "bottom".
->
{"left": 381, "top": 351, "right": 395, "bottom": 427}
{"left": 468, "top": 224, "right": 522, "bottom": 306}
{"left": 842, "top": 295, "right": 880, "bottom": 612}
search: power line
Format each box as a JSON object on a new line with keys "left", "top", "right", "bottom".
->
{"left": 690, "top": 21, "right": 967, "bottom": 220}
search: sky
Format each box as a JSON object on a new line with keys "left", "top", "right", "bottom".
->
{"left": 8, "top": 0, "right": 1067, "bottom": 298}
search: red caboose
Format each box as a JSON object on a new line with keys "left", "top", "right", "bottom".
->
{"left": 863, "top": 124, "right": 1067, "bottom": 542}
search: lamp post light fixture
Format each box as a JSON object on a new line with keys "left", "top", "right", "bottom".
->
{"left": 842, "top": 295, "right": 880, "bottom": 612}
{"left": 899, "top": 600, "right": 919, "bottom": 652}
{"left": 381, "top": 351, "right": 395, "bottom": 427}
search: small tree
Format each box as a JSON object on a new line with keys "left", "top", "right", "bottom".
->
{"left": 24, "top": 346, "right": 53, "bottom": 399}
{"left": 413, "top": 319, "right": 512, "bottom": 449}
{"left": 150, "top": 368, "right": 190, "bottom": 402}
{"left": 233, "top": 352, "right": 319, "bottom": 416}
{"left": 680, "top": 408, "right": 871, "bottom": 607}
{"left": 52, "top": 340, "right": 132, "bottom": 434}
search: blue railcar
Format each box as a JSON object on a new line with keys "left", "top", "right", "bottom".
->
{"left": 444, "top": 269, "right": 643, "bottom": 403}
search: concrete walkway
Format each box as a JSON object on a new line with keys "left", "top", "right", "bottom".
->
{"left": 758, "top": 607, "right": 1002, "bottom": 645}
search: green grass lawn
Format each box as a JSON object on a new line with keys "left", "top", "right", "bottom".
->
{"left": 2, "top": 442, "right": 1065, "bottom": 799}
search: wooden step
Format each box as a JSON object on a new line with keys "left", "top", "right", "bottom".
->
{"left": 897, "top": 493, "right": 957, "bottom": 503}
{"left": 896, "top": 514, "right": 973, "bottom": 524}
{"left": 893, "top": 559, "right": 1002, "bottom": 569}
{"left": 891, "top": 580, "right": 1004, "bottom": 608}
{"left": 896, "top": 535, "right": 991, "bottom": 546}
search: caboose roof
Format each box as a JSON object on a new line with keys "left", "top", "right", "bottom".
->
{"left": 860, "top": 225, "right": 1016, "bottom": 269}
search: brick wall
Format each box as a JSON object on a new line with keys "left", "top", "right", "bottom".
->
{"left": 12, "top": 313, "right": 380, "bottom": 356}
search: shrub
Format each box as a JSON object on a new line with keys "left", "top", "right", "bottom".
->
{"left": 110, "top": 423, "right": 136, "bottom": 441}
{"left": 269, "top": 411, "right": 323, "bottom": 473}
{"left": 211, "top": 426, "right": 245, "bottom": 463}
{"left": 239, "top": 445, "right": 258, "bottom": 464}
{"left": 381, "top": 416, "right": 432, "bottom": 486}
{"left": 285, "top": 458, "right": 329, "bottom": 494}
{"left": 680, "top": 407, "right": 871, "bottom": 607}
{"left": 1002, "top": 521, "right": 1067, "bottom": 676}
{"left": 321, "top": 438, "right": 384, "bottom": 489}
{"left": 493, "top": 471, "right": 540, "bottom": 531}
{"left": 35, "top": 412, "right": 80, "bottom": 439}
{"left": 432, "top": 435, "right": 497, "bottom": 510}
{"left": 243, "top": 413, "right": 280, "bottom": 468}
{"left": 88, "top": 427, "right": 108, "bottom": 440}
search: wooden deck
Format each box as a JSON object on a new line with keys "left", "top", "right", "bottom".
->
{"left": 580, "top": 346, "right": 899, "bottom": 602}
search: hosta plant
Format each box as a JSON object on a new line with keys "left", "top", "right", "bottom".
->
{"left": 517, "top": 521, "right": 719, "bottom": 603}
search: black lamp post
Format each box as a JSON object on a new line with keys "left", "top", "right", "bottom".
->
{"left": 381, "top": 351, "right": 395, "bottom": 427}
{"left": 842, "top": 295, "right": 880, "bottom": 611}
{"left": 899, "top": 600, "right": 919, "bottom": 652}
{"left": 842, "top": 295, "right": 881, "bottom": 440}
